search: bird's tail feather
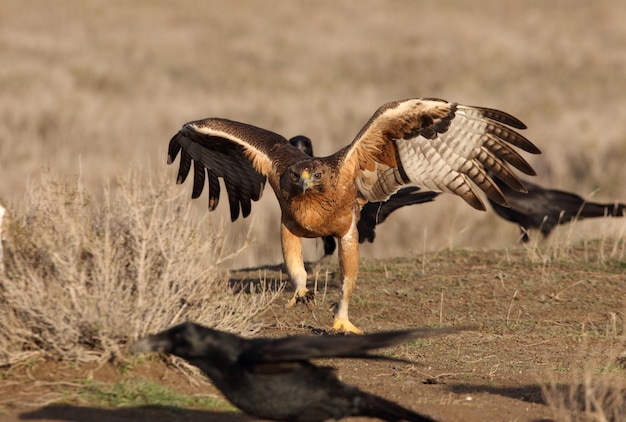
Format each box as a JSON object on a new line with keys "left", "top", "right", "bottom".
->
{"left": 578, "top": 202, "right": 626, "bottom": 219}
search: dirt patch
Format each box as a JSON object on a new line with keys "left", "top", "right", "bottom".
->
{"left": 1, "top": 245, "right": 625, "bottom": 421}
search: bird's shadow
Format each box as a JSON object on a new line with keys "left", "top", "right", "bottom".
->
{"left": 447, "top": 382, "right": 545, "bottom": 404}
{"left": 227, "top": 260, "right": 338, "bottom": 294}
{"left": 18, "top": 403, "right": 251, "bottom": 422}
{"left": 446, "top": 382, "right": 625, "bottom": 421}
{"left": 227, "top": 261, "right": 289, "bottom": 294}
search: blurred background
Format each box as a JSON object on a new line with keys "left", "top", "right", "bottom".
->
{"left": 1, "top": 0, "right": 625, "bottom": 268}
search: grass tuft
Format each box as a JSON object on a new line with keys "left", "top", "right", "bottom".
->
{"left": 0, "top": 169, "right": 280, "bottom": 366}
{"left": 77, "top": 378, "right": 234, "bottom": 411}
{"left": 541, "top": 374, "right": 626, "bottom": 422}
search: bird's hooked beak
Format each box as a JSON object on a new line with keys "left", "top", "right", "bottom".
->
{"left": 299, "top": 169, "right": 312, "bottom": 193}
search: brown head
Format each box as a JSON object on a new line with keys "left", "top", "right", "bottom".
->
{"left": 280, "top": 159, "right": 334, "bottom": 198}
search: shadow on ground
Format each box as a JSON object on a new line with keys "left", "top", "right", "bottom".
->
{"left": 227, "top": 258, "right": 338, "bottom": 294}
{"left": 19, "top": 404, "right": 250, "bottom": 422}
{"left": 448, "top": 382, "right": 626, "bottom": 416}
{"left": 447, "top": 383, "right": 546, "bottom": 404}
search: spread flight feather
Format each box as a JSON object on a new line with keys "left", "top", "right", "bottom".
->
{"left": 167, "top": 97, "right": 540, "bottom": 333}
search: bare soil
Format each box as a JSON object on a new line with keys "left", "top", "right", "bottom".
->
{"left": 1, "top": 244, "right": 624, "bottom": 422}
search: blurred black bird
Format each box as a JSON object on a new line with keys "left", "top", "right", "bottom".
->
{"left": 289, "top": 136, "right": 440, "bottom": 257}
{"left": 487, "top": 177, "right": 626, "bottom": 242}
{"left": 131, "top": 322, "right": 456, "bottom": 421}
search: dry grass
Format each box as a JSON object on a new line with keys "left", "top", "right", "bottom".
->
{"left": 530, "top": 258, "right": 626, "bottom": 422}
{"left": 0, "top": 170, "right": 280, "bottom": 366}
{"left": 540, "top": 323, "right": 626, "bottom": 422}
{"left": 1, "top": 0, "right": 625, "bottom": 267}
{"left": 541, "top": 373, "right": 626, "bottom": 422}
{"left": 521, "top": 223, "right": 626, "bottom": 267}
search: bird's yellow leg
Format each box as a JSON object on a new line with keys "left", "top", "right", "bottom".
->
{"left": 332, "top": 220, "right": 364, "bottom": 335}
{"left": 332, "top": 316, "right": 364, "bottom": 335}
{"left": 281, "top": 224, "right": 314, "bottom": 309}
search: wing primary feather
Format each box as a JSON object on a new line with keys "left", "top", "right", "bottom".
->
{"left": 486, "top": 121, "right": 540, "bottom": 154}
{"left": 207, "top": 170, "right": 221, "bottom": 211}
{"left": 452, "top": 174, "right": 487, "bottom": 211}
{"left": 483, "top": 135, "right": 536, "bottom": 176}
{"left": 469, "top": 105, "right": 528, "bottom": 130}
{"left": 476, "top": 145, "right": 528, "bottom": 192}
{"left": 226, "top": 191, "right": 241, "bottom": 221}
{"left": 466, "top": 163, "right": 509, "bottom": 207}
{"left": 241, "top": 327, "right": 470, "bottom": 363}
{"left": 167, "top": 133, "right": 182, "bottom": 165}
{"left": 191, "top": 160, "right": 206, "bottom": 199}
{"left": 240, "top": 195, "right": 253, "bottom": 219}
{"left": 176, "top": 152, "right": 192, "bottom": 184}
{"left": 458, "top": 105, "right": 540, "bottom": 154}
{"left": 222, "top": 173, "right": 242, "bottom": 221}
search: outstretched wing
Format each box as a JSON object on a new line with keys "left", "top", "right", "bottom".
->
{"left": 241, "top": 327, "right": 465, "bottom": 363}
{"left": 342, "top": 98, "right": 541, "bottom": 210}
{"left": 168, "top": 118, "right": 288, "bottom": 221}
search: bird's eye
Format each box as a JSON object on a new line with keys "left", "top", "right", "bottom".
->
{"left": 290, "top": 171, "right": 299, "bottom": 181}
{"left": 313, "top": 172, "right": 322, "bottom": 179}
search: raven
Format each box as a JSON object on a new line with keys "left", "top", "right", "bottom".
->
{"left": 132, "top": 322, "right": 455, "bottom": 421}
{"left": 488, "top": 177, "right": 626, "bottom": 242}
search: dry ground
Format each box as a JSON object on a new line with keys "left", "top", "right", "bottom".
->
{"left": 1, "top": 244, "right": 625, "bottom": 422}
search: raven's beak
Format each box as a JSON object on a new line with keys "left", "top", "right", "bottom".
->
{"left": 130, "top": 334, "right": 170, "bottom": 353}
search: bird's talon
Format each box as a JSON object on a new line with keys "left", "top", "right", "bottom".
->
{"left": 285, "top": 296, "right": 298, "bottom": 309}
{"left": 332, "top": 318, "right": 364, "bottom": 335}
{"left": 285, "top": 289, "right": 315, "bottom": 309}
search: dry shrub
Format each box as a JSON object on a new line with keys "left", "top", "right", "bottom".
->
{"left": 541, "top": 373, "right": 626, "bottom": 422}
{"left": 540, "top": 316, "right": 626, "bottom": 422}
{"left": 0, "top": 169, "right": 280, "bottom": 366}
{"left": 521, "top": 219, "right": 626, "bottom": 267}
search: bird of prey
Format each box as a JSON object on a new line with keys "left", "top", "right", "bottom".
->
{"left": 488, "top": 177, "right": 626, "bottom": 242}
{"left": 167, "top": 98, "right": 540, "bottom": 333}
{"left": 132, "top": 322, "right": 460, "bottom": 421}
{"left": 289, "top": 135, "right": 441, "bottom": 256}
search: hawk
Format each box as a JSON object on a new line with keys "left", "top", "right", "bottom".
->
{"left": 167, "top": 98, "right": 540, "bottom": 334}
{"left": 289, "top": 135, "right": 441, "bottom": 256}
